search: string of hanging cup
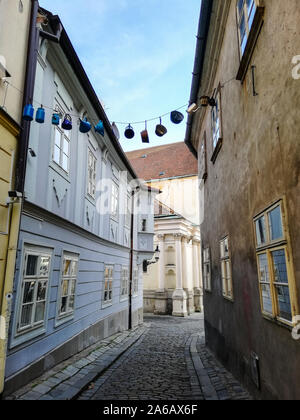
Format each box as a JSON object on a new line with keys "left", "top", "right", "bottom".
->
{"left": 19, "top": 78, "right": 186, "bottom": 143}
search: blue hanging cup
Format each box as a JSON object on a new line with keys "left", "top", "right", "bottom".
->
{"left": 94, "top": 120, "right": 104, "bottom": 136}
{"left": 62, "top": 114, "right": 72, "bottom": 131}
{"left": 79, "top": 118, "right": 92, "bottom": 134}
{"left": 52, "top": 113, "right": 60, "bottom": 126}
{"left": 23, "top": 104, "right": 34, "bottom": 121}
{"left": 36, "top": 106, "right": 45, "bottom": 124}
{"left": 170, "top": 110, "right": 184, "bottom": 125}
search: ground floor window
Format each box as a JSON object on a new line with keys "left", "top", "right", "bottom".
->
{"left": 103, "top": 266, "right": 114, "bottom": 305}
{"left": 254, "top": 200, "right": 298, "bottom": 324}
{"left": 17, "top": 245, "right": 52, "bottom": 334}
{"left": 133, "top": 268, "right": 139, "bottom": 296}
{"left": 58, "top": 252, "right": 79, "bottom": 319}
{"left": 121, "top": 267, "right": 129, "bottom": 298}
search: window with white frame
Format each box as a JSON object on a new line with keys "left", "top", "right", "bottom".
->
{"left": 125, "top": 194, "right": 131, "bottom": 227}
{"left": 211, "top": 89, "right": 222, "bottom": 155}
{"left": 203, "top": 248, "right": 211, "bottom": 291}
{"left": 133, "top": 268, "right": 139, "bottom": 296}
{"left": 121, "top": 267, "right": 129, "bottom": 298}
{"left": 220, "top": 237, "right": 233, "bottom": 300}
{"left": 17, "top": 246, "right": 52, "bottom": 333}
{"left": 53, "top": 126, "right": 71, "bottom": 173}
{"left": 87, "top": 149, "right": 97, "bottom": 199}
{"left": 111, "top": 182, "right": 119, "bottom": 219}
{"left": 58, "top": 253, "right": 79, "bottom": 318}
{"left": 237, "top": 0, "right": 257, "bottom": 56}
{"left": 254, "top": 201, "right": 298, "bottom": 324}
{"left": 103, "top": 266, "right": 114, "bottom": 304}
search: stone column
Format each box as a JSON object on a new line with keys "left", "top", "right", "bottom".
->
{"left": 154, "top": 235, "right": 168, "bottom": 315}
{"left": 182, "top": 236, "right": 195, "bottom": 315}
{"left": 172, "top": 234, "right": 187, "bottom": 317}
{"left": 193, "top": 238, "right": 203, "bottom": 312}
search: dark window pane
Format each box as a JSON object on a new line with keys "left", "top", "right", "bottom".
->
{"left": 272, "top": 250, "right": 288, "bottom": 284}
{"left": 268, "top": 206, "right": 283, "bottom": 241}
{"left": 275, "top": 285, "right": 292, "bottom": 321}
{"left": 37, "top": 280, "right": 47, "bottom": 301}
{"left": 23, "top": 281, "right": 35, "bottom": 303}
{"left": 256, "top": 216, "right": 266, "bottom": 246}
{"left": 61, "top": 296, "right": 67, "bottom": 313}
{"left": 20, "top": 304, "right": 33, "bottom": 328}
{"left": 26, "top": 255, "right": 38, "bottom": 276}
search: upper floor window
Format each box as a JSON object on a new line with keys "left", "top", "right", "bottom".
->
{"left": 236, "top": 0, "right": 265, "bottom": 81}
{"left": 17, "top": 245, "right": 52, "bottom": 334}
{"left": 254, "top": 201, "right": 298, "bottom": 324}
{"left": 87, "top": 149, "right": 97, "bottom": 199}
{"left": 111, "top": 182, "right": 119, "bottom": 220}
{"left": 53, "top": 126, "right": 70, "bottom": 173}
{"left": 125, "top": 194, "right": 131, "bottom": 227}
{"left": 237, "top": 0, "right": 256, "bottom": 55}
{"left": 203, "top": 247, "right": 211, "bottom": 292}
{"left": 220, "top": 237, "right": 233, "bottom": 301}
{"left": 211, "top": 87, "right": 223, "bottom": 164}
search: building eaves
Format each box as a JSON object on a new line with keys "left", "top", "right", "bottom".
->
{"left": 184, "top": 0, "right": 213, "bottom": 158}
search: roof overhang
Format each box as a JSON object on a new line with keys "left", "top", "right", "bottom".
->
{"left": 184, "top": 0, "right": 213, "bottom": 158}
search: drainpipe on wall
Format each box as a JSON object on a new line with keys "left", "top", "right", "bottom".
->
{"left": 129, "top": 187, "right": 138, "bottom": 330}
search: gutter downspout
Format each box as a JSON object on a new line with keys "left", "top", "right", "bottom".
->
{"left": 0, "top": 0, "right": 39, "bottom": 397}
{"left": 128, "top": 190, "right": 135, "bottom": 331}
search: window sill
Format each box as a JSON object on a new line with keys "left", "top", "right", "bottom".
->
{"left": 55, "top": 313, "right": 75, "bottom": 328}
{"left": 223, "top": 295, "right": 234, "bottom": 303}
{"left": 211, "top": 138, "right": 223, "bottom": 164}
{"left": 101, "top": 301, "right": 113, "bottom": 309}
{"left": 10, "top": 325, "right": 46, "bottom": 349}
{"left": 236, "top": 6, "right": 265, "bottom": 82}
{"left": 120, "top": 295, "right": 129, "bottom": 303}
{"left": 262, "top": 314, "right": 294, "bottom": 331}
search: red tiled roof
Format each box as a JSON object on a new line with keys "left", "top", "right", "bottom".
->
{"left": 126, "top": 142, "right": 198, "bottom": 181}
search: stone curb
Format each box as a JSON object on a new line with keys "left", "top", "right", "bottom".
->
{"left": 8, "top": 326, "right": 147, "bottom": 401}
{"left": 190, "top": 333, "right": 219, "bottom": 401}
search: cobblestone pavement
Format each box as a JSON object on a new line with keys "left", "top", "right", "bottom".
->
{"left": 5, "top": 314, "right": 252, "bottom": 401}
{"left": 77, "top": 315, "right": 252, "bottom": 401}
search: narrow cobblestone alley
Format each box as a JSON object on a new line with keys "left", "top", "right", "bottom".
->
{"left": 77, "top": 315, "right": 251, "bottom": 401}
{"left": 6, "top": 314, "right": 252, "bottom": 401}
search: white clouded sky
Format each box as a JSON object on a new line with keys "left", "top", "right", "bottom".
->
{"left": 39, "top": 0, "right": 201, "bottom": 151}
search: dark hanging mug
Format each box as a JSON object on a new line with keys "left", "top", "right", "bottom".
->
{"left": 124, "top": 124, "right": 135, "bottom": 139}
{"left": 62, "top": 114, "right": 72, "bottom": 130}
{"left": 155, "top": 118, "right": 167, "bottom": 137}
{"left": 170, "top": 110, "right": 184, "bottom": 124}
{"left": 141, "top": 129, "right": 149, "bottom": 143}
{"left": 79, "top": 117, "right": 92, "bottom": 133}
